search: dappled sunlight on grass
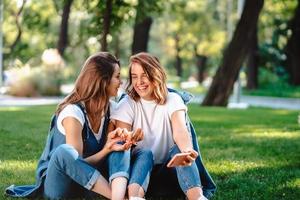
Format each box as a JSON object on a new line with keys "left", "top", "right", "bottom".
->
{"left": 0, "top": 107, "right": 27, "bottom": 112}
{"left": 0, "top": 160, "right": 37, "bottom": 192}
{"left": 0, "top": 160, "right": 37, "bottom": 170}
{"left": 239, "top": 130, "right": 300, "bottom": 139}
{"left": 286, "top": 178, "right": 300, "bottom": 189}
{"left": 188, "top": 105, "right": 300, "bottom": 199}
{"left": 0, "top": 105, "right": 299, "bottom": 199}
{"left": 219, "top": 165, "right": 299, "bottom": 199}
{"left": 206, "top": 160, "right": 266, "bottom": 175}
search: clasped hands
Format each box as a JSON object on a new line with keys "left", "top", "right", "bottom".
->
{"left": 104, "top": 127, "right": 144, "bottom": 152}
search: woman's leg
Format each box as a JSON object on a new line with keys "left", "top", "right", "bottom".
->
{"left": 128, "top": 148, "right": 154, "bottom": 198}
{"left": 170, "top": 145, "right": 205, "bottom": 200}
{"left": 108, "top": 149, "right": 131, "bottom": 200}
{"left": 146, "top": 164, "right": 183, "bottom": 198}
{"left": 44, "top": 144, "right": 111, "bottom": 199}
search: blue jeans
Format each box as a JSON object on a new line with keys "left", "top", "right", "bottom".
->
{"left": 146, "top": 145, "right": 202, "bottom": 198}
{"left": 108, "top": 145, "right": 201, "bottom": 197}
{"left": 170, "top": 145, "right": 201, "bottom": 193}
{"left": 108, "top": 147, "right": 154, "bottom": 192}
{"left": 43, "top": 144, "right": 127, "bottom": 199}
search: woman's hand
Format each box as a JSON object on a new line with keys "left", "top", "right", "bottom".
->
{"left": 122, "top": 128, "right": 144, "bottom": 148}
{"left": 131, "top": 128, "right": 144, "bottom": 144}
{"left": 104, "top": 128, "right": 128, "bottom": 153}
{"left": 114, "top": 128, "right": 144, "bottom": 149}
{"left": 181, "top": 149, "right": 198, "bottom": 166}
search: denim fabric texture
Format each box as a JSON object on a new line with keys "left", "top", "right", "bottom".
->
{"left": 170, "top": 145, "right": 201, "bottom": 193}
{"left": 43, "top": 144, "right": 102, "bottom": 199}
{"left": 5, "top": 104, "right": 113, "bottom": 199}
{"left": 128, "top": 148, "right": 154, "bottom": 192}
{"left": 108, "top": 149, "right": 131, "bottom": 183}
{"left": 127, "top": 145, "right": 201, "bottom": 196}
{"left": 108, "top": 147, "right": 154, "bottom": 193}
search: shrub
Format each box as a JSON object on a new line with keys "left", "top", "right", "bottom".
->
{"left": 6, "top": 49, "right": 65, "bottom": 97}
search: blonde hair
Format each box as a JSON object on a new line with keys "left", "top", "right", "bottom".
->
{"left": 56, "top": 52, "right": 119, "bottom": 132}
{"left": 126, "top": 52, "right": 168, "bottom": 105}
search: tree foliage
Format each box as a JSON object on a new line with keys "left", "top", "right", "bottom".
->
{"left": 202, "top": 0, "right": 264, "bottom": 106}
{"left": 2, "top": 0, "right": 300, "bottom": 96}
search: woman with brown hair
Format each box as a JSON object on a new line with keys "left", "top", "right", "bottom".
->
{"left": 6, "top": 52, "right": 130, "bottom": 199}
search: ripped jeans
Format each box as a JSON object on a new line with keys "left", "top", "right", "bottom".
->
{"left": 108, "top": 145, "right": 201, "bottom": 197}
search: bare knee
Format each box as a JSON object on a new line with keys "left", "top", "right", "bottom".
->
{"left": 186, "top": 187, "right": 207, "bottom": 200}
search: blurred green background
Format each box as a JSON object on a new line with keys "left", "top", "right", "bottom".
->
{"left": 1, "top": 0, "right": 300, "bottom": 102}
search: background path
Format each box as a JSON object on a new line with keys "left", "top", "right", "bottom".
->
{"left": 0, "top": 94, "right": 299, "bottom": 110}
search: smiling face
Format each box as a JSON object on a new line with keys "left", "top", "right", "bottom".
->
{"left": 107, "top": 64, "right": 122, "bottom": 97}
{"left": 130, "top": 62, "right": 155, "bottom": 101}
{"left": 126, "top": 52, "right": 168, "bottom": 104}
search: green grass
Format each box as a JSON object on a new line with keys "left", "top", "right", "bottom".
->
{"left": 243, "top": 84, "right": 300, "bottom": 98}
{"left": 176, "top": 83, "right": 300, "bottom": 98}
{"left": 0, "top": 105, "right": 299, "bottom": 199}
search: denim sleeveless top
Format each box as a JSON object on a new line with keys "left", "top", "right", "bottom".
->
{"left": 5, "top": 103, "right": 110, "bottom": 198}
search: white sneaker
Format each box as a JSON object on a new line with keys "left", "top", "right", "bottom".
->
{"left": 129, "top": 197, "right": 146, "bottom": 200}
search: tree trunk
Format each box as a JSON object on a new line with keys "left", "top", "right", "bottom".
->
{"left": 174, "top": 34, "right": 182, "bottom": 77}
{"left": 57, "top": 0, "right": 73, "bottom": 57}
{"left": 246, "top": 26, "right": 259, "bottom": 90}
{"left": 9, "top": 0, "right": 27, "bottom": 56}
{"left": 202, "top": 0, "right": 264, "bottom": 106}
{"left": 100, "top": 0, "right": 112, "bottom": 51}
{"left": 131, "top": 16, "right": 152, "bottom": 54}
{"left": 195, "top": 54, "right": 208, "bottom": 83}
{"left": 114, "top": 35, "right": 120, "bottom": 58}
{"left": 285, "top": 0, "right": 300, "bottom": 85}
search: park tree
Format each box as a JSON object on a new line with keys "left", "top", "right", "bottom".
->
{"left": 3, "top": 0, "right": 58, "bottom": 64}
{"left": 55, "top": 0, "right": 74, "bottom": 57}
{"left": 86, "top": 0, "right": 133, "bottom": 52}
{"left": 285, "top": 0, "right": 300, "bottom": 85}
{"left": 174, "top": 33, "right": 182, "bottom": 77}
{"left": 131, "top": 0, "right": 162, "bottom": 54}
{"left": 131, "top": 2, "right": 152, "bottom": 54}
{"left": 246, "top": 26, "right": 259, "bottom": 89}
{"left": 256, "top": 0, "right": 297, "bottom": 89}
{"left": 202, "top": 0, "right": 264, "bottom": 106}
{"left": 193, "top": 0, "right": 226, "bottom": 83}
{"left": 100, "top": 0, "right": 112, "bottom": 51}
{"left": 5, "top": 0, "right": 27, "bottom": 58}
{"left": 155, "top": 0, "right": 225, "bottom": 81}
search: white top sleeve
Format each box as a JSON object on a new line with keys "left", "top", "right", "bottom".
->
{"left": 110, "top": 96, "right": 134, "bottom": 125}
{"left": 109, "top": 100, "right": 117, "bottom": 125}
{"left": 167, "top": 92, "right": 187, "bottom": 118}
{"left": 57, "top": 104, "right": 85, "bottom": 135}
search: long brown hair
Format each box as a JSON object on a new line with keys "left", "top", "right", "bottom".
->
{"left": 56, "top": 52, "right": 119, "bottom": 132}
{"left": 126, "top": 52, "right": 168, "bottom": 105}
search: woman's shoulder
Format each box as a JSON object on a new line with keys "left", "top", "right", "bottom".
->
{"left": 119, "top": 94, "right": 136, "bottom": 104}
{"left": 56, "top": 104, "right": 86, "bottom": 131}
{"left": 109, "top": 100, "right": 118, "bottom": 111}
{"left": 58, "top": 104, "right": 85, "bottom": 119}
{"left": 63, "top": 104, "right": 84, "bottom": 113}
{"left": 167, "top": 91, "right": 184, "bottom": 103}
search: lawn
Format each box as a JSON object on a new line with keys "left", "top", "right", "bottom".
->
{"left": 180, "top": 83, "right": 300, "bottom": 98}
{"left": 0, "top": 105, "right": 299, "bottom": 200}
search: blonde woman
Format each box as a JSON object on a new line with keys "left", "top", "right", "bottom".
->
{"left": 6, "top": 52, "right": 130, "bottom": 199}
{"left": 110, "top": 52, "right": 216, "bottom": 200}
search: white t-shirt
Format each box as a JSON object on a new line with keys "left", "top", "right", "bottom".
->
{"left": 57, "top": 101, "right": 116, "bottom": 142}
{"left": 111, "top": 92, "right": 187, "bottom": 164}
